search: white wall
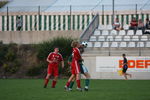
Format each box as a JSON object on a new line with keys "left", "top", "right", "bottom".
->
{"left": 0, "top": 30, "right": 82, "bottom": 44}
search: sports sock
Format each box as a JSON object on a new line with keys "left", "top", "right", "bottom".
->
{"left": 52, "top": 80, "right": 57, "bottom": 88}
{"left": 66, "top": 81, "right": 71, "bottom": 87}
{"left": 76, "top": 80, "right": 81, "bottom": 88}
{"left": 85, "top": 79, "right": 90, "bottom": 88}
{"left": 69, "top": 81, "right": 74, "bottom": 88}
{"left": 44, "top": 79, "right": 49, "bottom": 86}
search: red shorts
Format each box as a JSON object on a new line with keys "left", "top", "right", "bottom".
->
{"left": 47, "top": 63, "right": 58, "bottom": 77}
{"left": 71, "top": 60, "right": 80, "bottom": 74}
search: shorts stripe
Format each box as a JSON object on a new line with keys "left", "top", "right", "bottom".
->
{"left": 75, "top": 61, "right": 79, "bottom": 73}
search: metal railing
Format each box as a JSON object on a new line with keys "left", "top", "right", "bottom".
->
{"left": 80, "top": 14, "right": 99, "bottom": 42}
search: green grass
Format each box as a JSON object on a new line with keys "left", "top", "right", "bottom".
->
{"left": 0, "top": 79, "right": 150, "bottom": 100}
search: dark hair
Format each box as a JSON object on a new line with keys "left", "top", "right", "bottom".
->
{"left": 54, "top": 47, "right": 59, "bottom": 49}
{"left": 122, "top": 54, "right": 126, "bottom": 56}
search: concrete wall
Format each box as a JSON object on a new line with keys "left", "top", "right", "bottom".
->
{"left": 0, "top": 30, "right": 82, "bottom": 44}
{"left": 82, "top": 54, "right": 150, "bottom": 80}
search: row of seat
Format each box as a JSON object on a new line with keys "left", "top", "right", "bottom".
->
{"left": 94, "top": 30, "right": 149, "bottom": 36}
{"left": 87, "top": 41, "right": 150, "bottom": 48}
{"left": 98, "top": 25, "right": 129, "bottom": 30}
{"left": 89, "top": 35, "right": 149, "bottom": 42}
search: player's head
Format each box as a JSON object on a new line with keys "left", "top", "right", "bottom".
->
{"left": 71, "top": 40, "right": 80, "bottom": 48}
{"left": 122, "top": 54, "right": 126, "bottom": 58}
{"left": 54, "top": 47, "right": 59, "bottom": 53}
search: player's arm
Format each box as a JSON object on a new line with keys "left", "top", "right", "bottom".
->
{"left": 46, "top": 53, "right": 53, "bottom": 63}
{"left": 61, "top": 61, "right": 64, "bottom": 68}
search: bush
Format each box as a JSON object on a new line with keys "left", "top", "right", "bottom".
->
{"left": 36, "top": 37, "right": 73, "bottom": 60}
{"left": 26, "top": 62, "right": 47, "bottom": 76}
{"left": 2, "top": 59, "right": 21, "bottom": 74}
{"left": 35, "top": 37, "right": 74, "bottom": 77}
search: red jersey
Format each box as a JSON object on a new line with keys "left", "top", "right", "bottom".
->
{"left": 47, "top": 52, "right": 63, "bottom": 65}
{"left": 130, "top": 20, "right": 138, "bottom": 27}
{"left": 72, "top": 48, "right": 81, "bottom": 61}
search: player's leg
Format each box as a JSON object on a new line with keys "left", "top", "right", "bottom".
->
{"left": 44, "top": 65, "right": 52, "bottom": 88}
{"left": 83, "top": 72, "right": 90, "bottom": 91}
{"left": 76, "top": 73, "right": 82, "bottom": 91}
{"left": 122, "top": 67, "right": 128, "bottom": 80}
{"left": 68, "top": 77, "right": 75, "bottom": 91}
{"left": 51, "top": 66, "right": 59, "bottom": 88}
{"left": 65, "top": 74, "right": 75, "bottom": 89}
{"left": 51, "top": 76, "right": 58, "bottom": 88}
{"left": 125, "top": 73, "right": 132, "bottom": 78}
{"left": 81, "top": 64, "right": 90, "bottom": 91}
{"left": 44, "top": 74, "right": 51, "bottom": 88}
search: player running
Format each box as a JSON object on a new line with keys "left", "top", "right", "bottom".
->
{"left": 44, "top": 47, "right": 64, "bottom": 88}
{"left": 65, "top": 41, "right": 82, "bottom": 91}
{"left": 122, "top": 54, "right": 132, "bottom": 80}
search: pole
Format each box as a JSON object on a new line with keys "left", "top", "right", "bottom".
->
{"left": 112, "top": 0, "right": 115, "bottom": 25}
{"left": 102, "top": 5, "right": 104, "bottom": 25}
{"left": 7, "top": 6, "right": 9, "bottom": 31}
{"left": 70, "top": 5, "right": 72, "bottom": 30}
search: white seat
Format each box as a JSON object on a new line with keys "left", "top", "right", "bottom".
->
{"left": 94, "top": 42, "right": 101, "bottom": 47}
{"left": 128, "top": 42, "right": 136, "bottom": 47}
{"left": 137, "top": 42, "right": 144, "bottom": 47}
{"left": 106, "top": 25, "right": 113, "bottom": 30}
{"left": 141, "top": 36, "right": 148, "bottom": 41}
{"left": 94, "top": 29, "right": 101, "bottom": 35}
{"left": 115, "top": 36, "right": 122, "bottom": 41}
{"left": 119, "top": 30, "right": 126, "bottom": 35}
{"left": 123, "top": 25, "right": 129, "bottom": 30}
{"left": 136, "top": 30, "right": 143, "bottom": 35}
{"left": 106, "top": 36, "right": 114, "bottom": 41}
{"left": 89, "top": 36, "right": 97, "bottom": 41}
{"left": 146, "top": 42, "right": 150, "bottom": 47}
{"left": 102, "top": 30, "right": 109, "bottom": 35}
{"left": 87, "top": 42, "right": 93, "bottom": 47}
{"left": 132, "top": 36, "right": 139, "bottom": 41}
{"left": 120, "top": 42, "right": 127, "bottom": 47}
{"left": 98, "top": 36, "right": 105, "bottom": 41}
{"left": 98, "top": 25, "right": 106, "bottom": 30}
{"left": 124, "top": 36, "right": 131, "bottom": 41}
{"left": 102, "top": 42, "right": 109, "bottom": 47}
{"left": 110, "top": 30, "right": 117, "bottom": 35}
{"left": 127, "top": 30, "right": 134, "bottom": 35}
{"left": 111, "top": 42, "right": 118, "bottom": 47}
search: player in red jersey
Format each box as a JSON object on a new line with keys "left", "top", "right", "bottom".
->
{"left": 44, "top": 47, "right": 64, "bottom": 88}
{"left": 65, "top": 41, "right": 82, "bottom": 91}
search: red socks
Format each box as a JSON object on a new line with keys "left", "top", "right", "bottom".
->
{"left": 52, "top": 80, "right": 57, "bottom": 88}
{"left": 44, "top": 79, "right": 49, "bottom": 86}
{"left": 66, "top": 81, "right": 71, "bottom": 87}
{"left": 76, "top": 80, "right": 81, "bottom": 88}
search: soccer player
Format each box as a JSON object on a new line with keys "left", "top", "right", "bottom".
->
{"left": 65, "top": 41, "right": 82, "bottom": 91}
{"left": 65, "top": 44, "right": 90, "bottom": 91}
{"left": 44, "top": 47, "right": 64, "bottom": 88}
{"left": 122, "top": 54, "right": 132, "bottom": 80}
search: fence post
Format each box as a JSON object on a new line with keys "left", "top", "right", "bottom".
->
{"left": 70, "top": 5, "right": 72, "bottom": 30}
{"left": 102, "top": 5, "right": 104, "bottom": 25}
{"left": 112, "top": 0, "right": 115, "bottom": 25}
{"left": 7, "top": 6, "right": 9, "bottom": 31}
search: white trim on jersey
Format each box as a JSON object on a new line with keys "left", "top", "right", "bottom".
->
{"left": 75, "top": 60, "right": 79, "bottom": 74}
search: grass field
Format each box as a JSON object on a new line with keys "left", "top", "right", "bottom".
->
{"left": 0, "top": 79, "right": 150, "bottom": 100}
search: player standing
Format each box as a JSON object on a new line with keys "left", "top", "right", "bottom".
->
{"left": 65, "top": 44, "right": 90, "bottom": 91}
{"left": 65, "top": 41, "right": 82, "bottom": 91}
{"left": 44, "top": 47, "right": 64, "bottom": 88}
{"left": 122, "top": 54, "right": 132, "bottom": 80}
